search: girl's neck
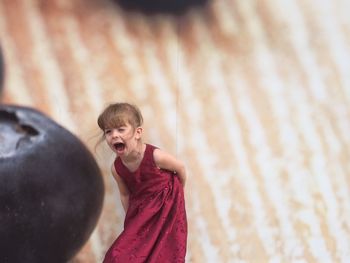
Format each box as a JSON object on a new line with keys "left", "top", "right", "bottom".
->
{"left": 121, "top": 141, "right": 145, "bottom": 163}
{"left": 120, "top": 142, "right": 146, "bottom": 172}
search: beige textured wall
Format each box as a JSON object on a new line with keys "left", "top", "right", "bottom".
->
{"left": 1, "top": 0, "right": 350, "bottom": 262}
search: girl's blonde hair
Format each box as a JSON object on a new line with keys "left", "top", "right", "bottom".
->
{"left": 97, "top": 102, "right": 143, "bottom": 131}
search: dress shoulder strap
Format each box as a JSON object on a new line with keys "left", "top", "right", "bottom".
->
{"left": 114, "top": 157, "right": 125, "bottom": 175}
{"left": 143, "top": 144, "right": 158, "bottom": 164}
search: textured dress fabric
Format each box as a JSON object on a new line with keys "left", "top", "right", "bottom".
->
{"left": 103, "top": 144, "right": 188, "bottom": 263}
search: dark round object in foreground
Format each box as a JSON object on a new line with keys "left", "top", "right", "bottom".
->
{"left": 116, "top": 0, "right": 209, "bottom": 14}
{"left": 0, "top": 105, "right": 104, "bottom": 263}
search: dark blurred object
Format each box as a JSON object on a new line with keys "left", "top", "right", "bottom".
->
{"left": 115, "top": 0, "right": 210, "bottom": 14}
{"left": 0, "top": 46, "right": 4, "bottom": 96}
{"left": 0, "top": 105, "right": 104, "bottom": 263}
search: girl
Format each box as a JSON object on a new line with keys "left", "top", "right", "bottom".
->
{"left": 97, "top": 102, "right": 187, "bottom": 263}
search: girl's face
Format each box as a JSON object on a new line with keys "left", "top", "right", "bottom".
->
{"left": 104, "top": 122, "right": 142, "bottom": 156}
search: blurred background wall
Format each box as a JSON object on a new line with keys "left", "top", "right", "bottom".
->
{"left": 1, "top": 0, "right": 350, "bottom": 262}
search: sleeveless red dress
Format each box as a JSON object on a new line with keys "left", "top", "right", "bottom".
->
{"left": 103, "top": 144, "right": 187, "bottom": 263}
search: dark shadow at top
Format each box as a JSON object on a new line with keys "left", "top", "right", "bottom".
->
{"left": 113, "top": 0, "right": 211, "bottom": 15}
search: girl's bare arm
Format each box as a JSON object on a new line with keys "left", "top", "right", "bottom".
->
{"left": 153, "top": 148, "right": 187, "bottom": 187}
{"left": 111, "top": 164, "right": 130, "bottom": 212}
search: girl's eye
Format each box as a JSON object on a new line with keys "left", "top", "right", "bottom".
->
{"left": 104, "top": 129, "right": 111, "bottom": 134}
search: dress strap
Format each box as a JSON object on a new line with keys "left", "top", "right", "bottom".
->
{"left": 143, "top": 144, "right": 158, "bottom": 164}
{"left": 114, "top": 157, "right": 124, "bottom": 175}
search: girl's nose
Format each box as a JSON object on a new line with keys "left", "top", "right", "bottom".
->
{"left": 111, "top": 129, "right": 119, "bottom": 138}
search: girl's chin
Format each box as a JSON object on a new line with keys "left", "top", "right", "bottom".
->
{"left": 115, "top": 148, "right": 127, "bottom": 156}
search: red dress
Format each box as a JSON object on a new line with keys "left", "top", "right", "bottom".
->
{"left": 103, "top": 144, "right": 187, "bottom": 263}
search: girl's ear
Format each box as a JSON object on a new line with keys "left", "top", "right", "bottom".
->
{"left": 135, "top": 127, "right": 143, "bottom": 139}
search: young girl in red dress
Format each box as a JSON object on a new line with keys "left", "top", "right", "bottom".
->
{"left": 97, "top": 102, "right": 187, "bottom": 263}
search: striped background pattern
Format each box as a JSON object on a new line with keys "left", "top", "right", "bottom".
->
{"left": 1, "top": 0, "right": 350, "bottom": 262}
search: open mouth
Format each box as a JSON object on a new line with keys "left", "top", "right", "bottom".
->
{"left": 114, "top": 142, "right": 125, "bottom": 152}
